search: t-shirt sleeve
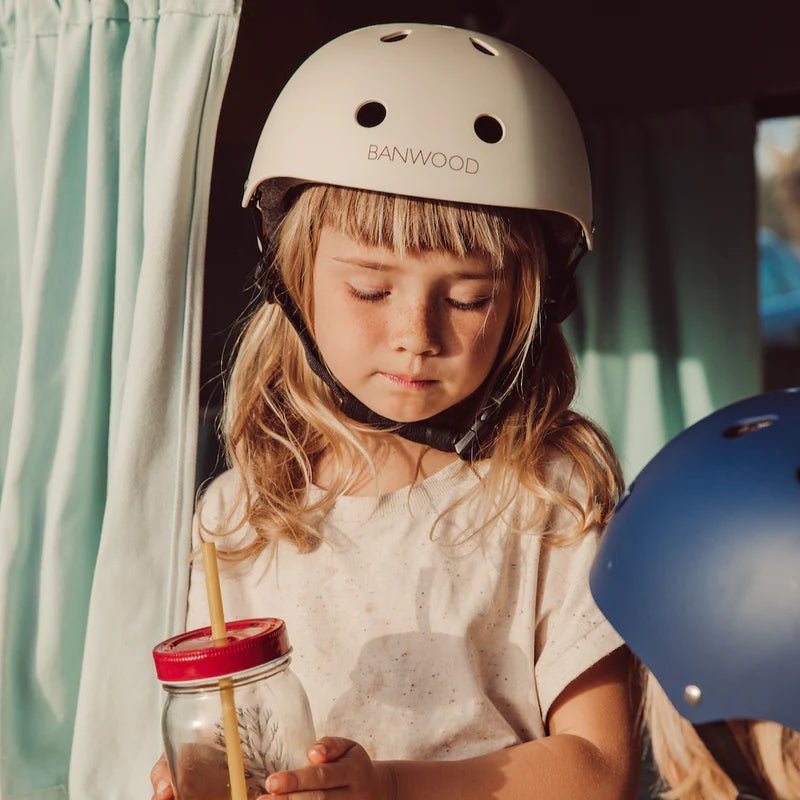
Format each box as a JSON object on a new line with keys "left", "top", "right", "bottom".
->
{"left": 533, "top": 526, "right": 624, "bottom": 723}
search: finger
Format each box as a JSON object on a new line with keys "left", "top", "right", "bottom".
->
{"left": 149, "top": 753, "right": 174, "bottom": 800}
{"left": 266, "top": 762, "right": 350, "bottom": 795}
{"left": 308, "top": 736, "right": 357, "bottom": 763}
{"left": 259, "top": 791, "right": 352, "bottom": 800}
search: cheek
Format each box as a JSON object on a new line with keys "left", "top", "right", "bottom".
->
{"left": 312, "top": 286, "right": 383, "bottom": 354}
{"left": 342, "top": 301, "right": 385, "bottom": 346}
{"left": 351, "top": 305, "right": 385, "bottom": 338}
{"left": 458, "top": 306, "right": 510, "bottom": 365}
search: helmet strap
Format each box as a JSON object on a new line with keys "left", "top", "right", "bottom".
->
{"left": 693, "top": 722, "right": 774, "bottom": 800}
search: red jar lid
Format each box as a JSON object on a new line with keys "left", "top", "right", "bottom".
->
{"left": 152, "top": 618, "right": 290, "bottom": 682}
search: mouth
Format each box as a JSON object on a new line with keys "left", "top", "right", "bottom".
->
{"left": 380, "top": 373, "right": 437, "bottom": 389}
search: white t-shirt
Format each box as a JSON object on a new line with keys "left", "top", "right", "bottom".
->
{"left": 186, "top": 457, "right": 623, "bottom": 761}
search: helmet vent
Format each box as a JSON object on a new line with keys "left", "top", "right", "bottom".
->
{"left": 470, "top": 37, "right": 498, "bottom": 56}
{"left": 474, "top": 115, "right": 504, "bottom": 144}
{"left": 723, "top": 415, "right": 777, "bottom": 438}
{"left": 380, "top": 31, "right": 410, "bottom": 43}
{"left": 356, "top": 101, "right": 387, "bottom": 128}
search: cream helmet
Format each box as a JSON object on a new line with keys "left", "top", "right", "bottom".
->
{"left": 242, "top": 23, "right": 593, "bottom": 458}
{"left": 243, "top": 23, "right": 592, "bottom": 247}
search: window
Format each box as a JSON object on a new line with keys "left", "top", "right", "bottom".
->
{"left": 756, "top": 115, "right": 800, "bottom": 389}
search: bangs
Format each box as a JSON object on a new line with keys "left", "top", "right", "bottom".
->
{"left": 302, "top": 184, "right": 521, "bottom": 271}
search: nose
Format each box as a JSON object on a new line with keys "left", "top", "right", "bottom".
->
{"left": 388, "top": 300, "right": 442, "bottom": 356}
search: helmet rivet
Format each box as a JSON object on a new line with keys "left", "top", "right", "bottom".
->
{"left": 684, "top": 685, "right": 702, "bottom": 706}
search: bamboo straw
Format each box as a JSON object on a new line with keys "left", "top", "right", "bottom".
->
{"left": 201, "top": 542, "right": 248, "bottom": 800}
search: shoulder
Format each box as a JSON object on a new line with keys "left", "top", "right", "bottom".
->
{"left": 514, "top": 448, "right": 595, "bottom": 519}
{"left": 502, "top": 448, "right": 604, "bottom": 546}
{"left": 540, "top": 450, "right": 590, "bottom": 499}
{"left": 197, "top": 467, "right": 243, "bottom": 513}
{"left": 193, "top": 468, "right": 250, "bottom": 544}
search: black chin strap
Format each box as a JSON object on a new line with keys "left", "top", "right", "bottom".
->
{"left": 693, "top": 722, "right": 773, "bottom": 800}
{"left": 251, "top": 203, "right": 586, "bottom": 461}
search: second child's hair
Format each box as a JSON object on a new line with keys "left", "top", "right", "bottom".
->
{"left": 211, "top": 184, "right": 623, "bottom": 559}
{"left": 644, "top": 673, "right": 800, "bottom": 800}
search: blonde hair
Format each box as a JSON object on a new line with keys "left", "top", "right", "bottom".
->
{"left": 644, "top": 671, "right": 800, "bottom": 799}
{"left": 208, "top": 184, "right": 623, "bottom": 558}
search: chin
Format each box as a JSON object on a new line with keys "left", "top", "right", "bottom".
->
{"left": 364, "top": 399, "right": 449, "bottom": 425}
{"left": 374, "top": 407, "right": 432, "bottom": 424}
{"left": 350, "top": 385, "right": 464, "bottom": 425}
{"left": 389, "top": 411, "right": 434, "bottom": 424}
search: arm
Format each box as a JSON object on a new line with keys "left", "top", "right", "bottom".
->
{"left": 390, "top": 646, "right": 640, "bottom": 800}
{"left": 263, "top": 647, "right": 641, "bottom": 800}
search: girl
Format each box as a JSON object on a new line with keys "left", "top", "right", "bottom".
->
{"left": 151, "top": 22, "right": 641, "bottom": 800}
{"left": 590, "top": 389, "right": 800, "bottom": 800}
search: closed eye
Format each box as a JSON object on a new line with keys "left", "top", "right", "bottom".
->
{"left": 348, "top": 286, "right": 491, "bottom": 311}
{"left": 349, "top": 287, "right": 389, "bottom": 302}
{"left": 447, "top": 297, "right": 491, "bottom": 311}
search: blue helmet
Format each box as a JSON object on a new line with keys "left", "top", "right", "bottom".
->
{"left": 590, "top": 388, "right": 800, "bottom": 732}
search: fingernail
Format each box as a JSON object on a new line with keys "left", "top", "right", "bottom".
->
{"left": 156, "top": 780, "right": 170, "bottom": 798}
{"left": 266, "top": 776, "right": 280, "bottom": 793}
{"left": 312, "top": 744, "right": 326, "bottom": 758}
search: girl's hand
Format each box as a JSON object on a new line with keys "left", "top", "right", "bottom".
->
{"left": 149, "top": 753, "right": 174, "bottom": 800}
{"left": 262, "top": 737, "right": 395, "bottom": 800}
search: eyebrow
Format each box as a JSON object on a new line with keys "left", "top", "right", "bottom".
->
{"left": 331, "top": 256, "right": 493, "bottom": 281}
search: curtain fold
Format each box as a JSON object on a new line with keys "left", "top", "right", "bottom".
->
{"left": 0, "top": 1, "right": 241, "bottom": 798}
{"left": 566, "top": 105, "right": 761, "bottom": 479}
{"left": 0, "top": 1, "right": 21, "bottom": 483}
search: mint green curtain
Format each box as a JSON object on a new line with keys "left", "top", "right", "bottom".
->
{"left": 0, "top": 2, "right": 241, "bottom": 798}
{"left": 0, "top": 2, "right": 21, "bottom": 484}
{"left": 566, "top": 105, "right": 761, "bottom": 480}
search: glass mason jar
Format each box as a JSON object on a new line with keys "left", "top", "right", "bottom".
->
{"left": 153, "top": 618, "right": 316, "bottom": 800}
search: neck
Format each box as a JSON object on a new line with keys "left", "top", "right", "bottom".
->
{"left": 314, "top": 431, "right": 460, "bottom": 496}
